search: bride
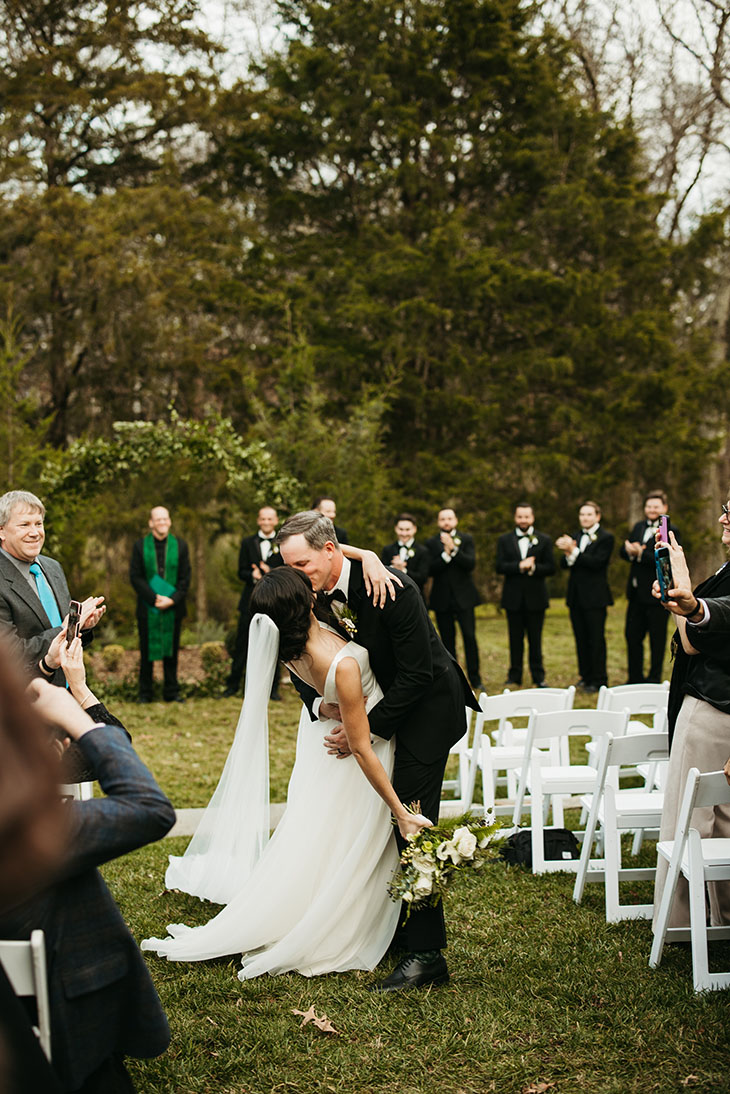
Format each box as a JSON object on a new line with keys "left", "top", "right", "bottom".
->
{"left": 142, "top": 566, "right": 430, "bottom": 979}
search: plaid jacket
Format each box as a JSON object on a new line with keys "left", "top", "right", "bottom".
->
{"left": 0, "top": 724, "right": 175, "bottom": 1090}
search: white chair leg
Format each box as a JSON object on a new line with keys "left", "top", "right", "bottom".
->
{"left": 603, "top": 794, "right": 621, "bottom": 923}
{"left": 687, "top": 829, "right": 711, "bottom": 992}
{"left": 649, "top": 848, "right": 682, "bottom": 969}
{"left": 573, "top": 795, "right": 602, "bottom": 905}
{"left": 631, "top": 829, "right": 644, "bottom": 856}
{"left": 552, "top": 794, "right": 565, "bottom": 828}
{"left": 531, "top": 763, "right": 545, "bottom": 875}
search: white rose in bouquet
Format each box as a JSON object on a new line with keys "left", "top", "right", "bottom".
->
{"left": 452, "top": 826, "right": 477, "bottom": 860}
{"left": 414, "top": 873, "right": 433, "bottom": 897}
{"left": 412, "top": 851, "right": 437, "bottom": 875}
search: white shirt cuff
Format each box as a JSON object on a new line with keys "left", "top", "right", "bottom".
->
{"left": 688, "top": 599, "right": 709, "bottom": 626}
{"left": 566, "top": 548, "right": 580, "bottom": 566}
{"left": 313, "top": 697, "right": 323, "bottom": 718}
{"left": 441, "top": 550, "right": 453, "bottom": 563}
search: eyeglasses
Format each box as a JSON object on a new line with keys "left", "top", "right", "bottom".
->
{"left": 722, "top": 504, "right": 730, "bottom": 517}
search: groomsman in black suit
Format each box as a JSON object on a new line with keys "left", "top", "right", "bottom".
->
{"left": 312, "top": 494, "right": 349, "bottom": 545}
{"left": 425, "top": 508, "right": 483, "bottom": 690}
{"left": 380, "top": 512, "right": 430, "bottom": 599}
{"left": 495, "top": 503, "right": 555, "bottom": 687}
{"left": 556, "top": 501, "right": 614, "bottom": 693}
{"left": 224, "top": 506, "right": 285, "bottom": 697}
{"left": 620, "top": 489, "right": 680, "bottom": 683}
{"left": 278, "top": 511, "right": 479, "bottom": 992}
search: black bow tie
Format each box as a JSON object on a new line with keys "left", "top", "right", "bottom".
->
{"left": 321, "top": 588, "right": 346, "bottom": 605}
{"left": 259, "top": 533, "right": 275, "bottom": 540}
{"left": 646, "top": 521, "right": 660, "bottom": 529}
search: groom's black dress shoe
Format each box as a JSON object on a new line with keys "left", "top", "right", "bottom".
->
{"left": 368, "top": 953, "right": 449, "bottom": 993}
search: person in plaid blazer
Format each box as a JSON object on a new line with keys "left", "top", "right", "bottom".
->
{"left": 0, "top": 681, "right": 175, "bottom": 1093}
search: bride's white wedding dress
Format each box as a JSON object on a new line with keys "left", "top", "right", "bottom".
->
{"left": 142, "top": 617, "right": 400, "bottom": 979}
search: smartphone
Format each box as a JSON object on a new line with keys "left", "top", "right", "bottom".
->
{"left": 67, "top": 600, "right": 82, "bottom": 645}
{"left": 659, "top": 515, "right": 669, "bottom": 542}
{"left": 655, "top": 546, "right": 673, "bottom": 602}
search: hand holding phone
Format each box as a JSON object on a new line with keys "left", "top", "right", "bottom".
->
{"left": 655, "top": 516, "right": 672, "bottom": 602}
{"left": 66, "top": 600, "right": 82, "bottom": 646}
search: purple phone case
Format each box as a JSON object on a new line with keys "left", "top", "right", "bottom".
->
{"left": 659, "top": 515, "right": 668, "bottom": 541}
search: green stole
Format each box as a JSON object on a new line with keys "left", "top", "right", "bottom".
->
{"left": 143, "top": 533, "right": 179, "bottom": 660}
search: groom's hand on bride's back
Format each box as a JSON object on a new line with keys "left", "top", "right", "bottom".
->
{"left": 320, "top": 702, "right": 341, "bottom": 721}
{"left": 323, "top": 722, "right": 352, "bottom": 758}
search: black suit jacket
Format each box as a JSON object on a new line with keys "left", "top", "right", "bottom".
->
{"left": 620, "top": 520, "right": 681, "bottom": 603}
{"left": 0, "top": 550, "right": 86, "bottom": 685}
{"left": 495, "top": 530, "right": 555, "bottom": 612}
{"left": 293, "top": 562, "right": 478, "bottom": 764}
{"left": 425, "top": 531, "right": 481, "bottom": 612}
{"left": 380, "top": 541, "right": 430, "bottom": 593}
{"left": 130, "top": 536, "right": 191, "bottom": 621}
{"left": 561, "top": 527, "right": 614, "bottom": 609}
{"left": 689, "top": 594, "right": 730, "bottom": 640}
{"left": 236, "top": 534, "right": 285, "bottom": 612}
{"left": 0, "top": 725, "right": 175, "bottom": 1091}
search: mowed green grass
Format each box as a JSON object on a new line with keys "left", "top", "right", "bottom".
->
{"left": 99, "top": 603, "right": 730, "bottom": 1093}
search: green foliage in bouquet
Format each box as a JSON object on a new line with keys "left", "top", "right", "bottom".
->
{"left": 388, "top": 810, "right": 503, "bottom": 917}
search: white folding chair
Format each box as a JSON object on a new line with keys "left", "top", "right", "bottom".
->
{"left": 487, "top": 686, "right": 576, "bottom": 802}
{"left": 573, "top": 731, "right": 669, "bottom": 921}
{"left": 441, "top": 706, "right": 479, "bottom": 812}
{"left": 512, "top": 708, "right": 630, "bottom": 874}
{"left": 471, "top": 692, "right": 545, "bottom": 817}
{"left": 596, "top": 682, "right": 669, "bottom": 733}
{"left": 0, "top": 930, "right": 52, "bottom": 1059}
{"left": 650, "top": 768, "right": 730, "bottom": 992}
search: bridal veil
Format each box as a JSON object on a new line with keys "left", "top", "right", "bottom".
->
{"left": 164, "top": 612, "right": 278, "bottom": 904}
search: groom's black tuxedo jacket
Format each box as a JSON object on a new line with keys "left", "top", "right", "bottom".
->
{"left": 292, "top": 561, "right": 478, "bottom": 764}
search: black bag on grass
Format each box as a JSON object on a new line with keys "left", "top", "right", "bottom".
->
{"left": 499, "top": 828, "right": 579, "bottom": 868}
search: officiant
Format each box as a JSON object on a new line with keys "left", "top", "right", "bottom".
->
{"left": 130, "top": 506, "right": 191, "bottom": 704}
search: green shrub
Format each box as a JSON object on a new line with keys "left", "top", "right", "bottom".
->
{"left": 100, "top": 644, "right": 126, "bottom": 672}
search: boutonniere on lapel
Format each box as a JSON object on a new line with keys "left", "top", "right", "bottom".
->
{"left": 333, "top": 602, "right": 358, "bottom": 637}
{"left": 528, "top": 536, "right": 538, "bottom": 548}
{"left": 406, "top": 548, "right": 415, "bottom": 559}
{"left": 271, "top": 544, "right": 280, "bottom": 555}
{"left": 589, "top": 533, "right": 598, "bottom": 543}
{"left": 451, "top": 535, "right": 461, "bottom": 548}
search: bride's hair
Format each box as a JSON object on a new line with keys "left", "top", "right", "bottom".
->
{"left": 249, "top": 567, "right": 315, "bottom": 662}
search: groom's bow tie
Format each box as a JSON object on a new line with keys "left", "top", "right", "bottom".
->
{"left": 321, "top": 588, "right": 347, "bottom": 606}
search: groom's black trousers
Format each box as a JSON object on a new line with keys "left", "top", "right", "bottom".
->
{"left": 392, "top": 744, "right": 449, "bottom": 951}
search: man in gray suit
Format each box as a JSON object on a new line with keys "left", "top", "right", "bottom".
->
{"left": 0, "top": 490, "right": 105, "bottom": 684}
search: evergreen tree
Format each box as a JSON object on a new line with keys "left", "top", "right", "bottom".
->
{"left": 208, "top": 0, "right": 728, "bottom": 554}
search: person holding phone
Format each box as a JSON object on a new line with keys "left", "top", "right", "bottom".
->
{"left": 620, "top": 490, "right": 680, "bottom": 683}
{"left": 0, "top": 490, "right": 105, "bottom": 687}
{"left": 650, "top": 503, "right": 730, "bottom": 929}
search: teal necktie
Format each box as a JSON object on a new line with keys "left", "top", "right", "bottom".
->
{"left": 29, "top": 562, "right": 63, "bottom": 627}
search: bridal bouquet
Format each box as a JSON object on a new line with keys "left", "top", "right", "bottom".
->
{"left": 388, "top": 809, "right": 502, "bottom": 915}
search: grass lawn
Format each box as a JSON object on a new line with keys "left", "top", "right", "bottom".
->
{"left": 100, "top": 602, "right": 730, "bottom": 1093}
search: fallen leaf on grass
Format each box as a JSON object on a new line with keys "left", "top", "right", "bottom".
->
{"left": 292, "top": 1006, "right": 340, "bottom": 1035}
{"left": 682, "top": 1077, "right": 699, "bottom": 1087}
{"left": 524, "top": 1083, "right": 555, "bottom": 1094}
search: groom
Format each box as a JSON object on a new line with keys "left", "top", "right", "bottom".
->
{"left": 278, "top": 510, "right": 480, "bottom": 992}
